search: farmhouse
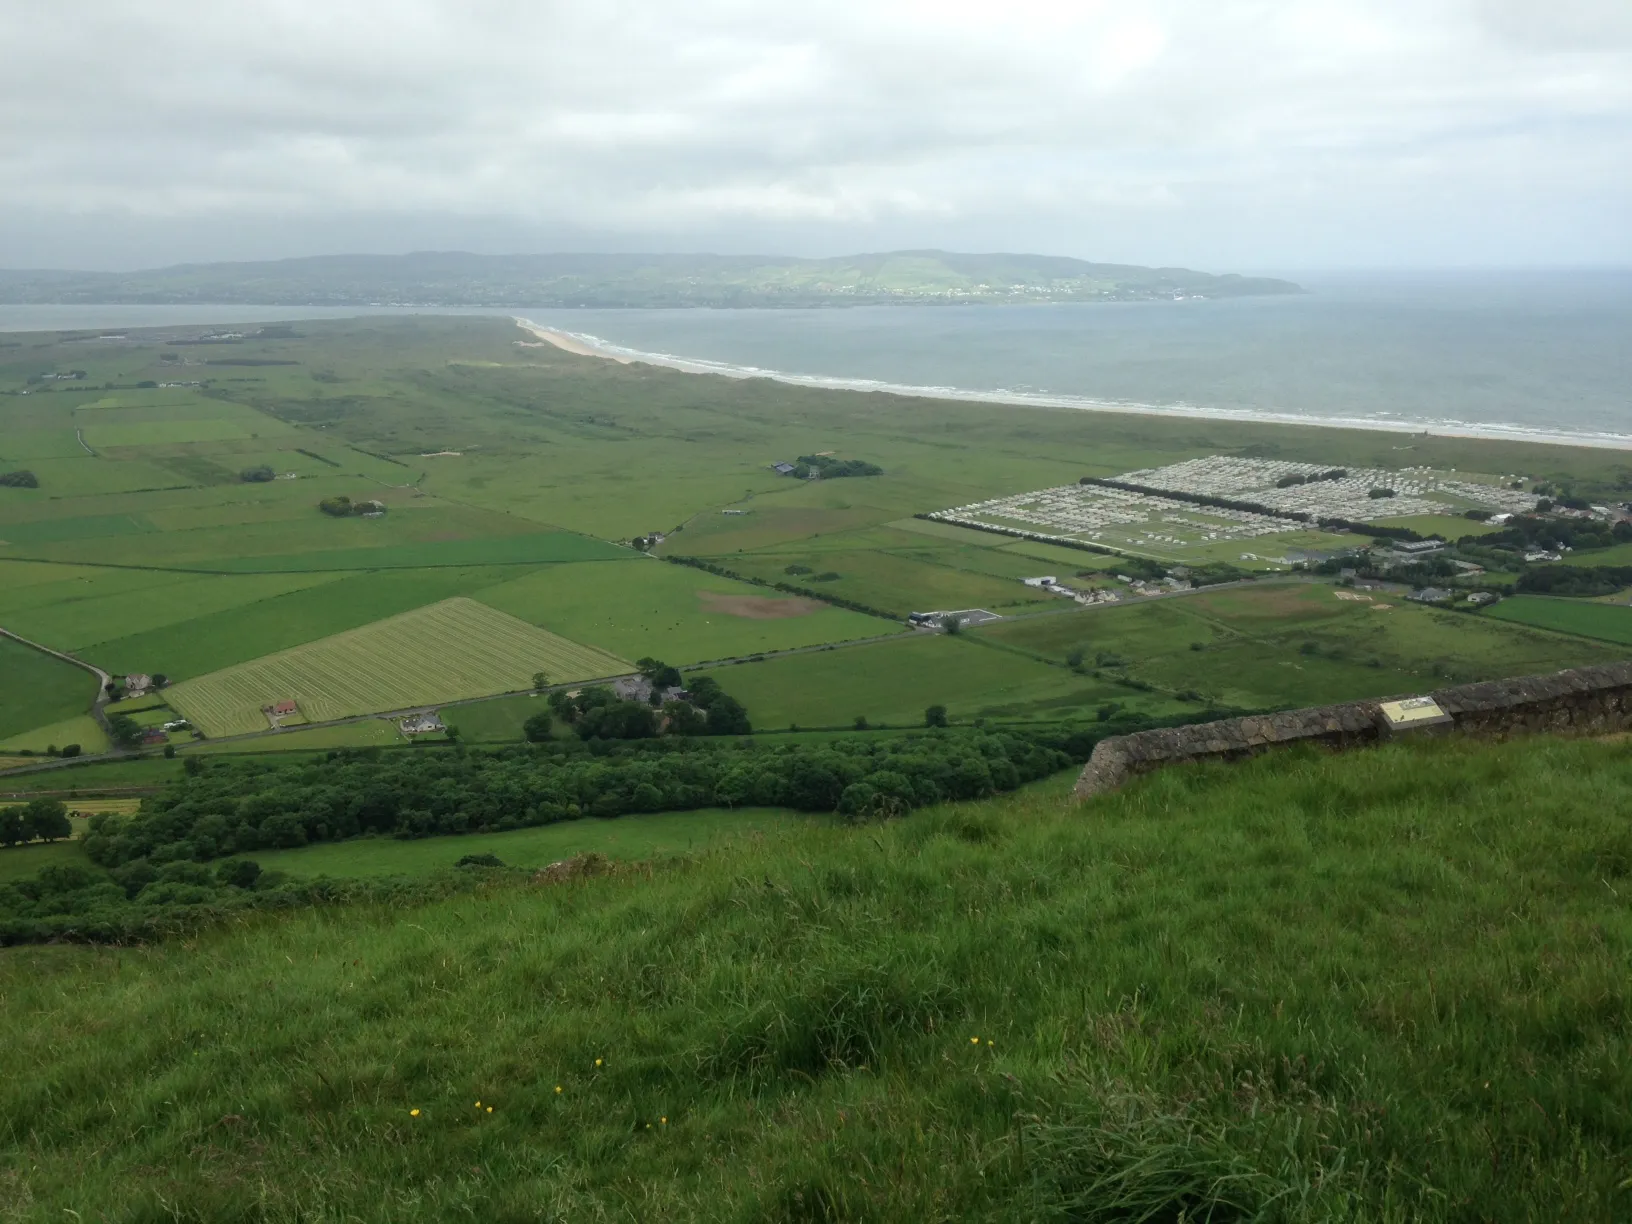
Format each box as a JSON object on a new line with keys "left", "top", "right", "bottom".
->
{"left": 124, "top": 673, "right": 152, "bottom": 696}
{"left": 263, "top": 699, "right": 298, "bottom": 717}
{"left": 399, "top": 712, "right": 445, "bottom": 734}
{"left": 140, "top": 730, "right": 168, "bottom": 746}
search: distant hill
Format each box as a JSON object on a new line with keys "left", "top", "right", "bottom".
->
{"left": 0, "top": 250, "right": 1302, "bottom": 307}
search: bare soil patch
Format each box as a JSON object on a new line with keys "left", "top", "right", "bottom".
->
{"left": 697, "top": 590, "right": 826, "bottom": 620}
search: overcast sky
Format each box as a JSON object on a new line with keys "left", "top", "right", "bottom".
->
{"left": 3, "top": 0, "right": 1629, "bottom": 271}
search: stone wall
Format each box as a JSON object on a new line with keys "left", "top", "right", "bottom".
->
{"left": 1073, "top": 661, "right": 1632, "bottom": 799}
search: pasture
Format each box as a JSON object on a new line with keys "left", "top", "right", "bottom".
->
{"left": 977, "top": 582, "right": 1620, "bottom": 709}
{"left": 1483, "top": 594, "right": 1632, "bottom": 646}
{"left": 473, "top": 559, "right": 892, "bottom": 663}
{"left": 710, "top": 632, "right": 1151, "bottom": 728}
{"left": 165, "top": 597, "right": 630, "bottom": 736}
{"left": 0, "top": 715, "right": 108, "bottom": 755}
{"left": 0, "top": 637, "right": 98, "bottom": 742}
{"left": 84, "top": 565, "right": 541, "bottom": 682}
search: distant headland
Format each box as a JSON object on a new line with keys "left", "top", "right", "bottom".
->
{"left": 0, "top": 250, "right": 1303, "bottom": 309}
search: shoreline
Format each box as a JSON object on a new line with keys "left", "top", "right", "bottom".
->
{"left": 512, "top": 315, "right": 1632, "bottom": 453}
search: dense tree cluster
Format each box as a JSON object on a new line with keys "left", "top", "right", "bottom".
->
{"left": 1469, "top": 515, "right": 1632, "bottom": 555}
{"left": 790, "top": 455, "right": 883, "bottom": 479}
{"left": 240, "top": 465, "right": 276, "bottom": 482}
{"left": 0, "top": 469, "right": 39, "bottom": 488}
{"left": 1515, "top": 565, "right": 1632, "bottom": 598}
{"left": 543, "top": 672, "right": 750, "bottom": 740}
{"left": 318, "top": 495, "right": 385, "bottom": 517}
{"left": 0, "top": 799, "right": 72, "bottom": 846}
{"left": 77, "top": 732, "right": 1069, "bottom": 872}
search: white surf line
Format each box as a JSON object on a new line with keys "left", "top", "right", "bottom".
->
{"left": 513, "top": 316, "right": 1632, "bottom": 453}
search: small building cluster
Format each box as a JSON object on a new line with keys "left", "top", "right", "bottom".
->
{"left": 907, "top": 609, "right": 1003, "bottom": 630}
{"left": 399, "top": 711, "right": 445, "bottom": 734}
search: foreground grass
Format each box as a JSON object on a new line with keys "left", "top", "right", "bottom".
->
{"left": 3, "top": 736, "right": 1630, "bottom": 1220}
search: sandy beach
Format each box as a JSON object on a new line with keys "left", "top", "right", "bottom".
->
{"left": 510, "top": 317, "right": 1632, "bottom": 452}
{"left": 514, "top": 318, "right": 632, "bottom": 362}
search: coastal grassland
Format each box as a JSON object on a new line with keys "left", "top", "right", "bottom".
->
{"left": 978, "top": 582, "right": 1621, "bottom": 708}
{"left": 721, "top": 547, "right": 1064, "bottom": 616}
{"left": 2, "top": 735, "right": 1628, "bottom": 1219}
{"left": 165, "top": 598, "right": 630, "bottom": 736}
{"left": 710, "top": 633, "right": 1155, "bottom": 728}
{"left": 472, "top": 559, "right": 892, "bottom": 662}
{"left": 82, "top": 565, "right": 544, "bottom": 682}
{"left": 249, "top": 806, "right": 806, "bottom": 878}
{"left": 1483, "top": 594, "right": 1632, "bottom": 646}
{"left": 0, "top": 637, "right": 98, "bottom": 741}
{"left": 0, "top": 455, "right": 189, "bottom": 497}
{"left": 6, "top": 495, "right": 544, "bottom": 568}
{"left": 207, "top": 530, "right": 625, "bottom": 573}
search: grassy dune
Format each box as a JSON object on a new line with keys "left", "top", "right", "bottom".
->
{"left": 3, "top": 734, "right": 1628, "bottom": 1219}
{"left": 166, "top": 597, "right": 628, "bottom": 735}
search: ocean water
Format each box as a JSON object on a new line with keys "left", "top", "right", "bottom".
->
{"left": 524, "top": 271, "right": 1632, "bottom": 448}
{"left": 4, "top": 271, "right": 1628, "bottom": 447}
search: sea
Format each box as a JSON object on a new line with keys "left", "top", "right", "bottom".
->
{"left": 5, "top": 270, "right": 1629, "bottom": 449}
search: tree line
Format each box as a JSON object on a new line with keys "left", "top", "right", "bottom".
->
{"left": 78, "top": 732, "right": 1071, "bottom": 873}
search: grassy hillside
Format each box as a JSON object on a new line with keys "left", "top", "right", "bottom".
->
{"left": 4, "top": 734, "right": 1629, "bottom": 1220}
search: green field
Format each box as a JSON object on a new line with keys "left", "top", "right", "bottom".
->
{"left": 474, "top": 558, "right": 893, "bottom": 663}
{"left": 81, "top": 566, "right": 541, "bottom": 682}
{"left": 251, "top": 806, "right": 808, "bottom": 877}
{"left": 1483, "top": 594, "right": 1632, "bottom": 646}
{"left": 186, "top": 718, "right": 408, "bottom": 754}
{"left": 712, "top": 632, "right": 1155, "bottom": 728}
{"left": 0, "top": 637, "right": 99, "bottom": 742}
{"left": 166, "top": 597, "right": 630, "bottom": 736}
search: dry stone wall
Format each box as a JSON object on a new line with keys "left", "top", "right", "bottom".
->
{"left": 1074, "top": 661, "right": 1632, "bottom": 798}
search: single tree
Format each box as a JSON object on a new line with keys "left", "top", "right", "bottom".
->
{"left": 532, "top": 671, "right": 550, "bottom": 692}
{"left": 940, "top": 614, "right": 962, "bottom": 635}
{"left": 924, "top": 704, "right": 948, "bottom": 728}
{"left": 523, "top": 710, "right": 554, "bottom": 742}
{"left": 107, "top": 714, "right": 142, "bottom": 748}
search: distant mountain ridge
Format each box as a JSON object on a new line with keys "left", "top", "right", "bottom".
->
{"left": 0, "top": 250, "right": 1303, "bottom": 307}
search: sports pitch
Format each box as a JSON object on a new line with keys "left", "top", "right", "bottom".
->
{"left": 165, "top": 597, "right": 630, "bottom": 736}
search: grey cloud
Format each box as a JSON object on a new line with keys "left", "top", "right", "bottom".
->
{"left": 0, "top": 0, "right": 1627, "bottom": 268}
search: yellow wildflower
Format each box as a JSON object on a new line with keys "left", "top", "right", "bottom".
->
{"left": 595, "top": 1058, "right": 603, "bottom": 1067}
{"left": 486, "top": 1106, "right": 493, "bottom": 1114}
{"left": 555, "top": 1085, "right": 563, "bottom": 1094}
{"left": 970, "top": 1036, "right": 980, "bottom": 1045}
{"left": 410, "top": 1109, "right": 421, "bottom": 1118}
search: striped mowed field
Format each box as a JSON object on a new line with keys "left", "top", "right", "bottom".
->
{"left": 166, "top": 598, "right": 629, "bottom": 737}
